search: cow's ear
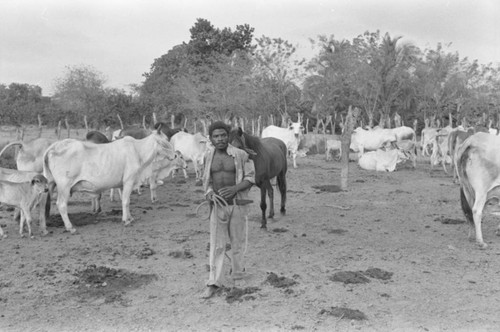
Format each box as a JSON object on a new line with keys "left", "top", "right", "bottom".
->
{"left": 237, "top": 127, "right": 243, "bottom": 136}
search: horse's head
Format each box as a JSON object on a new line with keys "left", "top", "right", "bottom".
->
{"left": 229, "top": 128, "right": 257, "bottom": 156}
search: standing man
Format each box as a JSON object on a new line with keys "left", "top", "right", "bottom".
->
{"left": 201, "top": 121, "right": 255, "bottom": 299}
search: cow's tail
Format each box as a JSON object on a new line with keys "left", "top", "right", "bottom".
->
{"left": 0, "top": 141, "right": 23, "bottom": 159}
{"left": 456, "top": 141, "right": 475, "bottom": 225}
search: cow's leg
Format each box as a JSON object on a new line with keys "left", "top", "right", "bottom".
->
{"left": 19, "top": 209, "right": 32, "bottom": 238}
{"left": 121, "top": 183, "right": 135, "bottom": 225}
{"left": 37, "top": 192, "right": 49, "bottom": 236}
{"left": 91, "top": 193, "right": 102, "bottom": 214}
{"left": 56, "top": 186, "right": 76, "bottom": 233}
{"left": 110, "top": 188, "right": 116, "bottom": 202}
{"left": 472, "top": 194, "right": 487, "bottom": 248}
{"left": 149, "top": 178, "right": 157, "bottom": 203}
{"left": 0, "top": 223, "right": 4, "bottom": 238}
{"left": 292, "top": 152, "right": 298, "bottom": 168}
{"left": 259, "top": 186, "right": 267, "bottom": 229}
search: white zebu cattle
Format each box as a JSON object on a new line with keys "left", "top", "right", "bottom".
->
{"left": 170, "top": 131, "right": 209, "bottom": 181}
{"left": 325, "top": 139, "right": 342, "bottom": 161}
{"left": 358, "top": 148, "right": 408, "bottom": 172}
{"left": 113, "top": 150, "right": 188, "bottom": 203}
{"left": 0, "top": 138, "right": 55, "bottom": 172}
{"left": 0, "top": 138, "right": 54, "bottom": 231}
{"left": 456, "top": 132, "right": 500, "bottom": 248}
{"left": 0, "top": 174, "right": 49, "bottom": 238}
{"left": 350, "top": 127, "right": 397, "bottom": 155}
{"left": 420, "top": 127, "right": 439, "bottom": 157}
{"left": 261, "top": 122, "right": 304, "bottom": 168}
{"left": 0, "top": 168, "right": 51, "bottom": 235}
{"left": 43, "top": 130, "right": 175, "bottom": 233}
{"left": 141, "top": 153, "right": 188, "bottom": 203}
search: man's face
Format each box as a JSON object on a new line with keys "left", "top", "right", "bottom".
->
{"left": 210, "top": 128, "right": 229, "bottom": 150}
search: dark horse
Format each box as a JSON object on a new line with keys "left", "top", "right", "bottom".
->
{"left": 229, "top": 127, "right": 287, "bottom": 229}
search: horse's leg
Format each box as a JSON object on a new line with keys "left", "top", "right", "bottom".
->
{"left": 259, "top": 186, "right": 268, "bottom": 229}
{"left": 265, "top": 180, "right": 275, "bottom": 219}
{"left": 277, "top": 172, "right": 287, "bottom": 215}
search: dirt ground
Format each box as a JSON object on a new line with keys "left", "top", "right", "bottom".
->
{"left": 1, "top": 150, "right": 500, "bottom": 332}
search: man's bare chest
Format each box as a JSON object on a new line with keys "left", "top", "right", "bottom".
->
{"left": 211, "top": 154, "right": 236, "bottom": 173}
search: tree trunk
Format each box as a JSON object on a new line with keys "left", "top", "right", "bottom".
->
{"left": 340, "top": 106, "right": 358, "bottom": 190}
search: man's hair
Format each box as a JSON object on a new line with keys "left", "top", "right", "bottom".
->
{"left": 208, "top": 121, "right": 231, "bottom": 137}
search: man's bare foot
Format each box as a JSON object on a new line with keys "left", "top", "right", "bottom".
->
{"left": 200, "top": 285, "right": 219, "bottom": 299}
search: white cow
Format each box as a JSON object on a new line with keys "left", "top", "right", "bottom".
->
{"left": 456, "top": 132, "right": 500, "bottom": 248}
{"left": 0, "top": 138, "right": 54, "bottom": 232}
{"left": 0, "top": 168, "right": 51, "bottom": 235}
{"left": 0, "top": 138, "right": 55, "bottom": 173}
{"left": 112, "top": 150, "right": 188, "bottom": 203}
{"left": 350, "top": 127, "right": 397, "bottom": 156}
{"left": 0, "top": 174, "right": 49, "bottom": 238}
{"left": 358, "top": 148, "right": 408, "bottom": 172}
{"left": 351, "top": 126, "right": 416, "bottom": 157}
{"left": 43, "top": 130, "right": 175, "bottom": 233}
{"left": 170, "top": 131, "right": 209, "bottom": 181}
{"left": 261, "top": 122, "right": 304, "bottom": 168}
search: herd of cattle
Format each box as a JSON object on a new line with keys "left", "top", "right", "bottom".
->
{"left": 0, "top": 119, "right": 499, "bottom": 249}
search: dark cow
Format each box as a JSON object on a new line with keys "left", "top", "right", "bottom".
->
{"left": 154, "top": 122, "right": 188, "bottom": 140}
{"left": 229, "top": 127, "right": 287, "bottom": 229}
{"left": 117, "top": 126, "right": 151, "bottom": 140}
{"left": 86, "top": 131, "right": 110, "bottom": 144}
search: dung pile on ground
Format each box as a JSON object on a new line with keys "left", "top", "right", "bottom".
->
{"left": 330, "top": 268, "right": 393, "bottom": 284}
{"left": 71, "top": 265, "right": 157, "bottom": 304}
{"left": 319, "top": 307, "right": 367, "bottom": 320}
{"left": 312, "top": 185, "right": 343, "bottom": 193}
{"left": 225, "top": 286, "right": 260, "bottom": 303}
{"left": 168, "top": 249, "right": 193, "bottom": 259}
{"left": 266, "top": 272, "right": 297, "bottom": 289}
{"left": 364, "top": 268, "right": 393, "bottom": 280}
{"left": 330, "top": 271, "right": 370, "bottom": 284}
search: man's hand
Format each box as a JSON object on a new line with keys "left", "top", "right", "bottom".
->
{"left": 205, "top": 191, "right": 214, "bottom": 202}
{"left": 218, "top": 186, "right": 237, "bottom": 200}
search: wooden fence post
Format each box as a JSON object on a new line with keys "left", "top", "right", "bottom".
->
{"left": 65, "top": 117, "right": 70, "bottom": 138}
{"left": 37, "top": 114, "right": 43, "bottom": 138}
{"left": 57, "top": 121, "right": 62, "bottom": 140}
{"left": 117, "top": 114, "right": 124, "bottom": 130}
{"left": 340, "top": 106, "right": 358, "bottom": 190}
{"left": 84, "top": 115, "right": 89, "bottom": 132}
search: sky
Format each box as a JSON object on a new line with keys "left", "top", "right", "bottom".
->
{"left": 1, "top": 0, "right": 499, "bottom": 96}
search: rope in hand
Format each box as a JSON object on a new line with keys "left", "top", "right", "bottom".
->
{"left": 195, "top": 193, "right": 230, "bottom": 223}
{"left": 195, "top": 192, "right": 249, "bottom": 256}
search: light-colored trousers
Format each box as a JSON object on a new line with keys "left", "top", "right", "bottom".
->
{"left": 207, "top": 204, "right": 247, "bottom": 287}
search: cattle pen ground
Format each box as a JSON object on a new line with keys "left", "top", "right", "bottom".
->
{"left": 1, "top": 136, "right": 500, "bottom": 331}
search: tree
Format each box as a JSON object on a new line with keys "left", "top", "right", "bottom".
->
{"left": 53, "top": 65, "right": 108, "bottom": 128}
{"left": 0, "top": 83, "right": 44, "bottom": 125}
{"left": 252, "top": 36, "right": 305, "bottom": 124}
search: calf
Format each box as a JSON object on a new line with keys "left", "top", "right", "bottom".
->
{"left": 325, "top": 139, "right": 342, "bottom": 161}
{"left": 0, "top": 175, "right": 49, "bottom": 238}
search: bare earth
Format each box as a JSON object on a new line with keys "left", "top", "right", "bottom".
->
{"left": 1, "top": 154, "right": 500, "bottom": 332}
